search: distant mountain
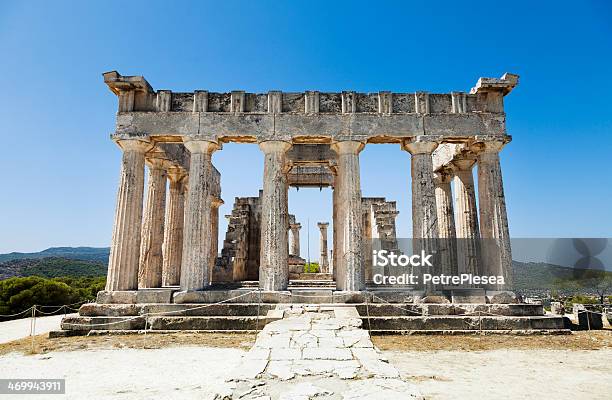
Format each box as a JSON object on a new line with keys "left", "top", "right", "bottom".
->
{"left": 0, "top": 247, "right": 109, "bottom": 263}
{"left": 0, "top": 257, "right": 107, "bottom": 280}
{"left": 512, "top": 260, "right": 611, "bottom": 289}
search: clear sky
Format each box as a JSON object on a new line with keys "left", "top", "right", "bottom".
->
{"left": 0, "top": 1, "right": 611, "bottom": 256}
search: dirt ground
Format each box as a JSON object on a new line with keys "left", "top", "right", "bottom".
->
{"left": 372, "top": 330, "right": 612, "bottom": 351}
{"left": 1, "top": 331, "right": 611, "bottom": 399}
{"left": 1, "top": 330, "right": 609, "bottom": 356}
{"left": 0, "top": 332, "right": 256, "bottom": 356}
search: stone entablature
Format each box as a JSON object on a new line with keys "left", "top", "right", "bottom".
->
{"left": 105, "top": 71, "right": 518, "bottom": 143}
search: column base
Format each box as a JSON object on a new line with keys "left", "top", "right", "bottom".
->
{"left": 96, "top": 288, "right": 177, "bottom": 304}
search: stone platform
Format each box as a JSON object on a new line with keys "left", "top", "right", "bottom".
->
{"left": 59, "top": 297, "right": 569, "bottom": 334}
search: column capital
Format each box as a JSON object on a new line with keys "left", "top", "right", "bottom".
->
{"left": 211, "top": 197, "right": 224, "bottom": 208}
{"left": 146, "top": 157, "right": 171, "bottom": 170}
{"left": 473, "top": 135, "right": 512, "bottom": 153}
{"left": 116, "top": 138, "right": 152, "bottom": 153}
{"left": 289, "top": 222, "right": 302, "bottom": 230}
{"left": 317, "top": 222, "right": 329, "bottom": 229}
{"left": 433, "top": 169, "right": 453, "bottom": 185}
{"left": 167, "top": 168, "right": 187, "bottom": 183}
{"left": 331, "top": 140, "right": 364, "bottom": 155}
{"left": 259, "top": 140, "right": 292, "bottom": 154}
{"left": 452, "top": 157, "right": 476, "bottom": 171}
{"left": 183, "top": 138, "right": 221, "bottom": 154}
{"left": 402, "top": 136, "right": 439, "bottom": 155}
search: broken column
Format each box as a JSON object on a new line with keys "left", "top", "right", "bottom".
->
{"left": 476, "top": 138, "right": 513, "bottom": 288}
{"left": 179, "top": 139, "right": 220, "bottom": 292}
{"left": 317, "top": 222, "right": 329, "bottom": 273}
{"left": 138, "top": 158, "right": 167, "bottom": 288}
{"left": 289, "top": 222, "right": 301, "bottom": 256}
{"left": 259, "top": 140, "right": 291, "bottom": 291}
{"left": 106, "top": 138, "right": 151, "bottom": 291}
{"left": 162, "top": 169, "right": 186, "bottom": 287}
{"left": 331, "top": 141, "right": 365, "bottom": 291}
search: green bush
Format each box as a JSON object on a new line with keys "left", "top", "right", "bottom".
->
{"left": 0, "top": 276, "right": 105, "bottom": 320}
{"left": 304, "top": 262, "right": 320, "bottom": 273}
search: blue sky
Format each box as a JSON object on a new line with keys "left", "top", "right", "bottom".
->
{"left": 0, "top": 1, "right": 611, "bottom": 255}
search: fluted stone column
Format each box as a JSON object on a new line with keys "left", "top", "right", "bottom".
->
{"left": 138, "top": 159, "right": 168, "bottom": 288}
{"left": 209, "top": 198, "right": 223, "bottom": 281}
{"left": 331, "top": 141, "right": 365, "bottom": 291}
{"left": 162, "top": 170, "right": 186, "bottom": 287}
{"left": 317, "top": 222, "right": 329, "bottom": 273}
{"left": 434, "top": 171, "right": 457, "bottom": 276}
{"left": 332, "top": 186, "right": 340, "bottom": 281}
{"left": 180, "top": 139, "right": 220, "bottom": 292}
{"left": 477, "top": 140, "right": 513, "bottom": 288}
{"left": 259, "top": 141, "right": 291, "bottom": 291}
{"left": 453, "top": 159, "right": 482, "bottom": 277}
{"left": 403, "top": 138, "right": 439, "bottom": 291}
{"left": 289, "top": 223, "right": 301, "bottom": 256}
{"left": 106, "top": 138, "right": 151, "bottom": 291}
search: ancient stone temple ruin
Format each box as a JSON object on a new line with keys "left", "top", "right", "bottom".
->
{"left": 60, "top": 71, "right": 569, "bottom": 333}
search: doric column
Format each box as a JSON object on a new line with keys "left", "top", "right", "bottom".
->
{"left": 162, "top": 170, "right": 186, "bottom": 287}
{"left": 289, "top": 223, "right": 301, "bottom": 256}
{"left": 259, "top": 140, "right": 291, "bottom": 291}
{"left": 434, "top": 170, "right": 457, "bottom": 276}
{"left": 138, "top": 159, "right": 168, "bottom": 288}
{"left": 180, "top": 139, "right": 220, "bottom": 292}
{"left": 453, "top": 158, "right": 482, "bottom": 276}
{"left": 331, "top": 141, "right": 365, "bottom": 291}
{"left": 209, "top": 197, "right": 223, "bottom": 281}
{"left": 332, "top": 185, "right": 340, "bottom": 281}
{"left": 317, "top": 222, "right": 329, "bottom": 273}
{"left": 477, "top": 139, "right": 513, "bottom": 288}
{"left": 106, "top": 138, "right": 151, "bottom": 291}
{"left": 402, "top": 137, "right": 439, "bottom": 291}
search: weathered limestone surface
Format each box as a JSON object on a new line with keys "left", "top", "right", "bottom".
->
{"left": 179, "top": 139, "right": 219, "bottom": 292}
{"left": 477, "top": 139, "right": 513, "bottom": 288}
{"left": 434, "top": 171, "right": 457, "bottom": 276}
{"left": 219, "top": 306, "right": 422, "bottom": 399}
{"left": 402, "top": 139, "right": 439, "bottom": 290}
{"left": 162, "top": 170, "right": 186, "bottom": 286}
{"left": 453, "top": 158, "right": 482, "bottom": 276}
{"left": 138, "top": 160, "right": 167, "bottom": 288}
{"left": 317, "top": 222, "right": 329, "bottom": 273}
{"left": 106, "top": 138, "right": 151, "bottom": 291}
{"left": 259, "top": 141, "right": 292, "bottom": 291}
{"left": 332, "top": 141, "right": 365, "bottom": 291}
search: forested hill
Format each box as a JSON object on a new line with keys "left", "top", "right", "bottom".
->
{"left": 0, "top": 257, "right": 107, "bottom": 280}
{"left": 0, "top": 247, "right": 109, "bottom": 263}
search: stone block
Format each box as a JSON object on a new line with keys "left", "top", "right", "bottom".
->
{"left": 486, "top": 290, "right": 522, "bottom": 304}
{"left": 450, "top": 288, "right": 486, "bottom": 304}
{"left": 96, "top": 289, "right": 176, "bottom": 304}
{"left": 550, "top": 301, "right": 565, "bottom": 315}
{"left": 573, "top": 305, "right": 604, "bottom": 330}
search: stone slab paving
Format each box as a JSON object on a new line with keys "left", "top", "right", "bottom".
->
{"left": 211, "top": 305, "right": 422, "bottom": 399}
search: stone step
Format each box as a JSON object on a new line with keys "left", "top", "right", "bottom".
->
{"left": 361, "top": 315, "right": 566, "bottom": 331}
{"left": 78, "top": 303, "right": 276, "bottom": 317}
{"left": 355, "top": 303, "right": 545, "bottom": 317}
{"left": 61, "top": 315, "right": 266, "bottom": 331}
